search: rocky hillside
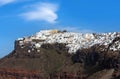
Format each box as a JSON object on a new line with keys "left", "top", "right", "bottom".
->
{"left": 0, "top": 29, "right": 120, "bottom": 79}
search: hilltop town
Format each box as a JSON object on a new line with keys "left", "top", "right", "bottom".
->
{"left": 17, "top": 29, "right": 120, "bottom": 53}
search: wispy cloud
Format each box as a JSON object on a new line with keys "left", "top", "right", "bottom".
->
{"left": 0, "top": 0, "right": 16, "bottom": 6}
{"left": 57, "top": 26, "right": 95, "bottom": 33}
{"left": 20, "top": 2, "right": 58, "bottom": 24}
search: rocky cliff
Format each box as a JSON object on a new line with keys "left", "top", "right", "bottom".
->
{"left": 0, "top": 30, "right": 120, "bottom": 79}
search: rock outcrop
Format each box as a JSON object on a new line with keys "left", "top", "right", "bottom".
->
{"left": 0, "top": 30, "right": 120, "bottom": 79}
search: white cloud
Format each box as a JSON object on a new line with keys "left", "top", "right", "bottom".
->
{"left": 79, "top": 29, "right": 95, "bottom": 33}
{"left": 20, "top": 2, "right": 58, "bottom": 24}
{"left": 0, "top": 0, "right": 16, "bottom": 6}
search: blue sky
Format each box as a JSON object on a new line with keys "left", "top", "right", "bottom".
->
{"left": 0, "top": 0, "right": 120, "bottom": 57}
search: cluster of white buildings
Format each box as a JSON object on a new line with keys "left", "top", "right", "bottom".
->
{"left": 17, "top": 30, "right": 120, "bottom": 54}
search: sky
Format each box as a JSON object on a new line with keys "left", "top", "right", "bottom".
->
{"left": 0, "top": 0, "right": 120, "bottom": 57}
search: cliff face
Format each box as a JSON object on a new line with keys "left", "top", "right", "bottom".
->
{"left": 0, "top": 30, "right": 120, "bottom": 79}
{"left": 0, "top": 42, "right": 85, "bottom": 79}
